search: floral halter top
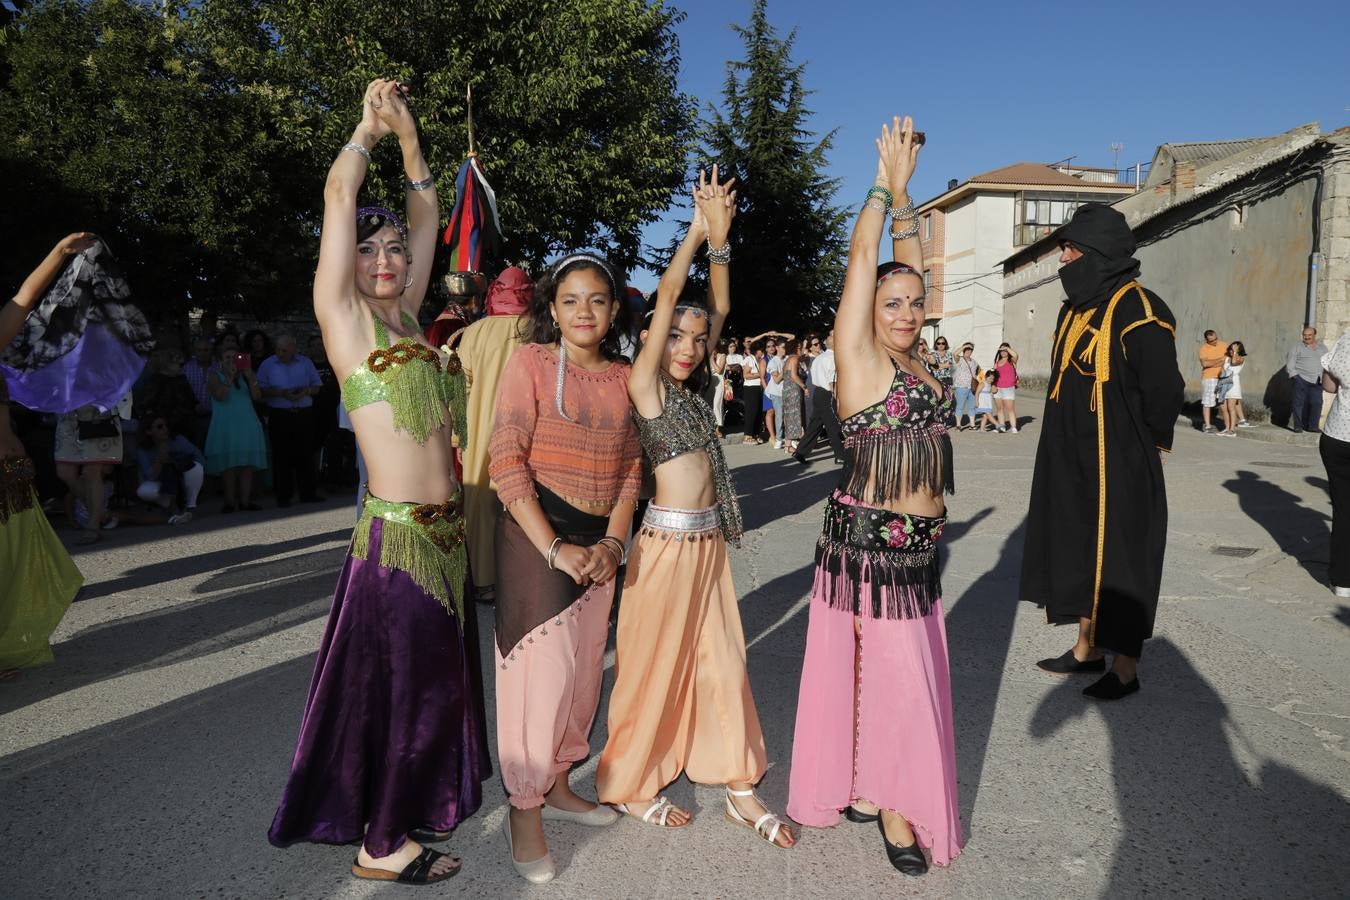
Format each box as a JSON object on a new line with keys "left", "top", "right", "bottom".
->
{"left": 340, "top": 312, "right": 467, "bottom": 447}
{"left": 837, "top": 358, "right": 955, "bottom": 505}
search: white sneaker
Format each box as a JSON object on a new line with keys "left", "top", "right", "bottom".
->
{"left": 1238, "top": 420, "right": 1255, "bottom": 428}
{"left": 1010, "top": 427, "right": 1019, "bottom": 434}
{"left": 774, "top": 440, "right": 783, "bottom": 449}
{"left": 1334, "top": 585, "right": 1350, "bottom": 599}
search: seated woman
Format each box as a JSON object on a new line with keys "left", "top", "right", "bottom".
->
{"left": 268, "top": 78, "right": 486, "bottom": 886}
{"left": 135, "top": 414, "right": 204, "bottom": 524}
{"left": 788, "top": 118, "right": 964, "bottom": 875}
{"left": 596, "top": 167, "right": 794, "bottom": 849}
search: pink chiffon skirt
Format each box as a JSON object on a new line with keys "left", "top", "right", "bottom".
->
{"left": 787, "top": 582, "right": 964, "bottom": 866}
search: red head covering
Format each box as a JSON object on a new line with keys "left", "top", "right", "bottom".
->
{"left": 485, "top": 266, "right": 533, "bottom": 316}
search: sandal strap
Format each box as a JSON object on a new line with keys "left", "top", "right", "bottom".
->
{"left": 754, "top": 812, "right": 782, "bottom": 844}
{"left": 398, "top": 847, "right": 444, "bottom": 883}
{"left": 644, "top": 797, "right": 672, "bottom": 825}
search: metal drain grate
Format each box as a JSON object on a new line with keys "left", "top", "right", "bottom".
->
{"left": 1212, "top": 546, "right": 1259, "bottom": 558}
{"left": 1253, "top": 461, "right": 1311, "bottom": 469}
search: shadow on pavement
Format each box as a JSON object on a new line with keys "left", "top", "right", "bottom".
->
{"left": 77, "top": 528, "right": 349, "bottom": 601}
{"left": 61, "top": 496, "right": 357, "bottom": 559}
{"left": 0, "top": 567, "right": 339, "bottom": 716}
{"left": 1222, "top": 470, "right": 1329, "bottom": 582}
{"left": 945, "top": 517, "right": 1027, "bottom": 838}
{"left": 1335, "top": 606, "right": 1350, "bottom": 629}
{"left": 1030, "top": 638, "right": 1349, "bottom": 898}
{"left": 0, "top": 655, "right": 356, "bottom": 900}
{"left": 939, "top": 507, "right": 995, "bottom": 579}
{"left": 735, "top": 457, "right": 841, "bottom": 534}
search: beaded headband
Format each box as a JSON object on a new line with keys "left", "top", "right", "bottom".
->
{"left": 552, "top": 253, "right": 617, "bottom": 297}
{"left": 876, "top": 264, "right": 921, "bottom": 289}
{"left": 356, "top": 206, "right": 409, "bottom": 244}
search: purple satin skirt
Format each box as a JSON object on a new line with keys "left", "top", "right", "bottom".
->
{"left": 268, "top": 517, "right": 487, "bottom": 857}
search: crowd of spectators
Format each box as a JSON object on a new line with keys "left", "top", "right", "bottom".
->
{"left": 8, "top": 322, "right": 362, "bottom": 539}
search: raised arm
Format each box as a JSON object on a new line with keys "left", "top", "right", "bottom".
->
{"left": 370, "top": 81, "right": 438, "bottom": 320}
{"left": 1, "top": 232, "right": 98, "bottom": 347}
{"left": 836, "top": 117, "right": 921, "bottom": 372}
{"left": 704, "top": 169, "right": 736, "bottom": 349}
{"left": 314, "top": 80, "right": 393, "bottom": 329}
{"left": 629, "top": 185, "right": 709, "bottom": 405}
{"left": 630, "top": 167, "right": 736, "bottom": 407}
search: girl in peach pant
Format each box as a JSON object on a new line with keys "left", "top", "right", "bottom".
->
{"left": 595, "top": 169, "right": 793, "bottom": 849}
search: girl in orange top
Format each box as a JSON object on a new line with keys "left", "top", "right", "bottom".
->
{"left": 487, "top": 253, "right": 641, "bottom": 884}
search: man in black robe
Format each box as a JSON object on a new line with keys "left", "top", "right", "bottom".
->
{"left": 1020, "top": 203, "right": 1184, "bottom": 700}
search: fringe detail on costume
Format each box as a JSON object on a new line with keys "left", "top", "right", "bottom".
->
{"left": 351, "top": 516, "right": 466, "bottom": 622}
{"left": 378, "top": 348, "right": 450, "bottom": 444}
{"left": 444, "top": 350, "right": 469, "bottom": 450}
{"left": 841, "top": 427, "right": 954, "bottom": 505}
{"left": 1, "top": 456, "right": 38, "bottom": 525}
{"left": 813, "top": 537, "right": 942, "bottom": 620}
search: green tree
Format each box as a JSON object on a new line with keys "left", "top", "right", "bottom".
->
{"left": 697, "top": 0, "right": 847, "bottom": 332}
{"left": 1, "top": 0, "right": 694, "bottom": 322}
{"left": 0, "top": 0, "right": 317, "bottom": 321}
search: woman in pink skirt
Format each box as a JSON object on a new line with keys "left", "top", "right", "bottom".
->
{"left": 788, "top": 117, "right": 964, "bottom": 875}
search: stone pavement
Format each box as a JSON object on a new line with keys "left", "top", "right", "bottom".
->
{"left": 2, "top": 396, "right": 1348, "bottom": 899}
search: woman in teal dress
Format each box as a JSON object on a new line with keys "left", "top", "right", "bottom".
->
{"left": 204, "top": 342, "right": 268, "bottom": 511}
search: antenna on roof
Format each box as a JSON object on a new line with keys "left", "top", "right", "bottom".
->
{"left": 1110, "top": 142, "right": 1123, "bottom": 172}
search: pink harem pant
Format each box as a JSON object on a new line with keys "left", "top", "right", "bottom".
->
{"left": 495, "top": 581, "right": 614, "bottom": 808}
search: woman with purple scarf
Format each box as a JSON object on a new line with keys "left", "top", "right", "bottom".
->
{"left": 267, "top": 78, "right": 486, "bottom": 885}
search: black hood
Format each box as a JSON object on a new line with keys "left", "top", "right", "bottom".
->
{"left": 1056, "top": 202, "right": 1141, "bottom": 311}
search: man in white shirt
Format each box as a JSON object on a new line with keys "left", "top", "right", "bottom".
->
{"left": 793, "top": 331, "right": 843, "bottom": 464}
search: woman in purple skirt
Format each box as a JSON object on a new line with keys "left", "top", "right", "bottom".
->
{"left": 267, "top": 78, "right": 486, "bottom": 886}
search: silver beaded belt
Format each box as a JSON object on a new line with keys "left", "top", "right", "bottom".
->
{"left": 642, "top": 503, "right": 719, "bottom": 533}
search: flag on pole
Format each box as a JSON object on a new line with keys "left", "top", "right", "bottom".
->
{"left": 442, "top": 156, "right": 502, "bottom": 274}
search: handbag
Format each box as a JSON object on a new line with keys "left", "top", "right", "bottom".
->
{"left": 78, "top": 418, "right": 120, "bottom": 441}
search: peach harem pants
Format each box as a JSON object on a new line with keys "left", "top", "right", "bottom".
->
{"left": 596, "top": 507, "right": 767, "bottom": 803}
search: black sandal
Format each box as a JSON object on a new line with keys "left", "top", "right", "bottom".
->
{"left": 408, "top": 826, "right": 452, "bottom": 843}
{"left": 351, "top": 847, "right": 460, "bottom": 885}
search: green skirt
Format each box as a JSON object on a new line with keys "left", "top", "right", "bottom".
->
{"left": 1, "top": 456, "right": 83, "bottom": 669}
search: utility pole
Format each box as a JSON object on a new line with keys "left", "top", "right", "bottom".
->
{"left": 1110, "top": 142, "right": 1123, "bottom": 176}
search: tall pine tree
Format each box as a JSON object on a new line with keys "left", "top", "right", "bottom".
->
{"left": 700, "top": 0, "right": 847, "bottom": 332}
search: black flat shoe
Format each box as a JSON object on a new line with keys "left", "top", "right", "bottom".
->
{"left": 877, "top": 818, "right": 928, "bottom": 876}
{"left": 1036, "top": 649, "right": 1106, "bottom": 675}
{"left": 408, "top": 826, "right": 452, "bottom": 843}
{"left": 1083, "top": 671, "right": 1140, "bottom": 700}
{"left": 843, "top": 805, "right": 879, "bottom": 824}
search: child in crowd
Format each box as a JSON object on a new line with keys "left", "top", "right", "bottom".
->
{"left": 1218, "top": 341, "right": 1248, "bottom": 434}
{"left": 975, "top": 370, "right": 997, "bottom": 432}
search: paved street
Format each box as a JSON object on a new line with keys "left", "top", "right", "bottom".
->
{"left": 3, "top": 396, "right": 1348, "bottom": 899}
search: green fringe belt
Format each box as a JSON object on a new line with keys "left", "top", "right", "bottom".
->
{"left": 1, "top": 455, "right": 37, "bottom": 525}
{"left": 350, "top": 490, "right": 467, "bottom": 621}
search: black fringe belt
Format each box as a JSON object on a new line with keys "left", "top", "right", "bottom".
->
{"left": 813, "top": 491, "right": 945, "bottom": 620}
{"left": 1, "top": 455, "right": 37, "bottom": 525}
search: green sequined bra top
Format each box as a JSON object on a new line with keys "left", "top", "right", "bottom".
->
{"left": 340, "top": 312, "right": 467, "bottom": 446}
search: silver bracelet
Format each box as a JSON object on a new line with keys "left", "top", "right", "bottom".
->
{"left": 889, "top": 219, "right": 920, "bottom": 241}
{"left": 341, "top": 142, "right": 372, "bottom": 164}
{"left": 888, "top": 202, "right": 916, "bottom": 219}
{"left": 546, "top": 537, "right": 563, "bottom": 571}
{"left": 707, "top": 243, "right": 732, "bottom": 266}
{"left": 863, "top": 197, "right": 887, "bottom": 213}
{"left": 406, "top": 175, "right": 435, "bottom": 192}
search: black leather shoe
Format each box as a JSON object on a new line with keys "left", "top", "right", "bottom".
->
{"left": 843, "top": 805, "right": 879, "bottom": 824}
{"left": 878, "top": 818, "right": 928, "bottom": 876}
{"left": 1036, "top": 649, "right": 1106, "bottom": 675}
{"left": 408, "top": 826, "right": 452, "bottom": 843}
{"left": 1083, "top": 672, "right": 1140, "bottom": 700}
{"left": 792, "top": 454, "right": 808, "bottom": 466}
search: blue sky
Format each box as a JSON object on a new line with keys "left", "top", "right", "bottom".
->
{"left": 634, "top": 0, "right": 1349, "bottom": 288}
